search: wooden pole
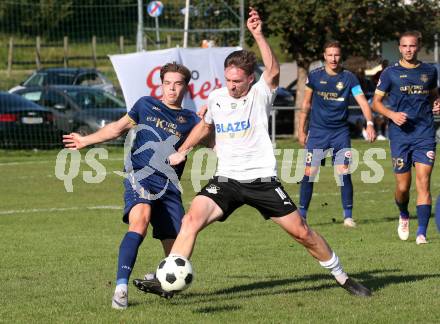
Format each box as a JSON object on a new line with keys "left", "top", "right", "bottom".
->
{"left": 7, "top": 37, "right": 13, "bottom": 77}
{"left": 35, "top": 36, "right": 41, "bottom": 70}
{"left": 92, "top": 36, "right": 97, "bottom": 68}
{"left": 167, "top": 35, "right": 171, "bottom": 48}
{"left": 119, "top": 35, "right": 124, "bottom": 53}
{"left": 63, "top": 36, "right": 69, "bottom": 68}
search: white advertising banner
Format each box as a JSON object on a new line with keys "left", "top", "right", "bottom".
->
{"left": 109, "top": 47, "right": 241, "bottom": 112}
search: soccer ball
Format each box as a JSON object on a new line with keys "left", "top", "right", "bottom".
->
{"left": 156, "top": 255, "right": 193, "bottom": 292}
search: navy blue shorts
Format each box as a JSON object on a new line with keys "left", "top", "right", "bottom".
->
{"left": 390, "top": 138, "right": 436, "bottom": 173}
{"left": 306, "top": 127, "right": 352, "bottom": 166}
{"left": 123, "top": 174, "right": 184, "bottom": 240}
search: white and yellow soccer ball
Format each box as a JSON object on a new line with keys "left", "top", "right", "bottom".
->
{"left": 156, "top": 255, "right": 193, "bottom": 292}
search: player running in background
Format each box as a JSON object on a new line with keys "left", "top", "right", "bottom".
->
{"left": 297, "top": 41, "right": 376, "bottom": 228}
{"left": 63, "top": 62, "right": 200, "bottom": 309}
{"left": 372, "top": 31, "right": 440, "bottom": 244}
{"left": 137, "top": 8, "right": 372, "bottom": 298}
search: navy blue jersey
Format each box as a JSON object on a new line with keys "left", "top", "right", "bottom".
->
{"left": 307, "top": 67, "right": 362, "bottom": 130}
{"left": 126, "top": 96, "right": 199, "bottom": 180}
{"left": 375, "top": 61, "right": 438, "bottom": 141}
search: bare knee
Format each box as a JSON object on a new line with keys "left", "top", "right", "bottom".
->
{"left": 128, "top": 215, "right": 149, "bottom": 235}
{"left": 305, "top": 166, "right": 319, "bottom": 177}
{"left": 180, "top": 212, "right": 204, "bottom": 236}
{"left": 128, "top": 204, "right": 151, "bottom": 236}
{"left": 396, "top": 180, "right": 410, "bottom": 194}
{"left": 336, "top": 164, "right": 349, "bottom": 175}
{"left": 291, "top": 223, "right": 315, "bottom": 245}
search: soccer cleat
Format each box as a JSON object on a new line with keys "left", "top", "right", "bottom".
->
{"left": 112, "top": 289, "right": 128, "bottom": 310}
{"left": 339, "top": 277, "right": 372, "bottom": 297}
{"left": 416, "top": 235, "right": 428, "bottom": 245}
{"left": 397, "top": 217, "right": 409, "bottom": 241}
{"left": 133, "top": 278, "right": 174, "bottom": 299}
{"left": 343, "top": 218, "right": 357, "bottom": 228}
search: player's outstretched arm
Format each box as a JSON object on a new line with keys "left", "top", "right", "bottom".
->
{"left": 247, "top": 7, "right": 279, "bottom": 89}
{"left": 298, "top": 88, "right": 312, "bottom": 146}
{"left": 372, "top": 93, "right": 407, "bottom": 126}
{"left": 63, "top": 115, "right": 133, "bottom": 150}
{"left": 168, "top": 119, "right": 213, "bottom": 166}
{"left": 354, "top": 94, "right": 376, "bottom": 142}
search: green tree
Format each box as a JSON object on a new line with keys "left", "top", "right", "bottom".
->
{"left": 249, "top": 0, "right": 440, "bottom": 136}
{"left": 0, "top": 0, "right": 73, "bottom": 37}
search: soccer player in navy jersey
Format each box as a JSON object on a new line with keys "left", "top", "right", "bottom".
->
{"left": 298, "top": 40, "right": 376, "bottom": 228}
{"left": 63, "top": 62, "right": 200, "bottom": 309}
{"left": 373, "top": 31, "right": 440, "bottom": 244}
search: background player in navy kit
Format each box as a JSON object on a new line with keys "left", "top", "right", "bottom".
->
{"left": 63, "top": 62, "right": 199, "bottom": 309}
{"left": 298, "top": 40, "right": 376, "bottom": 228}
{"left": 372, "top": 31, "right": 440, "bottom": 244}
{"left": 139, "top": 8, "right": 372, "bottom": 298}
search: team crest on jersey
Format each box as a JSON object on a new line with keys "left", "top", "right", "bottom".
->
{"left": 231, "top": 103, "right": 237, "bottom": 109}
{"left": 152, "top": 106, "right": 161, "bottom": 111}
{"left": 420, "top": 74, "right": 428, "bottom": 83}
{"left": 206, "top": 184, "right": 220, "bottom": 194}
{"left": 426, "top": 150, "right": 435, "bottom": 160}
{"left": 336, "top": 82, "right": 344, "bottom": 91}
{"left": 176, "top": 115, "right": 187, "bottom": 124}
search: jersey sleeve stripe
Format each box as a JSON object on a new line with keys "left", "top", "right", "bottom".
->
{"left": 374, "top": 89, "right": 386, "bottom": 96}
{"left": 126, "top": 114, "right": 137, "bottom": 125}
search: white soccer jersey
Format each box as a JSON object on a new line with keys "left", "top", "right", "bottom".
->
{"left": 204, "top": 74, "right": 277, "bottom": 180}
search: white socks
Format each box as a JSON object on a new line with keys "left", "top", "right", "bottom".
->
{"left": 319, "top": 252, "right": 348, "bottom": 285}
{"left": 115, "top": 283, "right": 128, "bottom": 293}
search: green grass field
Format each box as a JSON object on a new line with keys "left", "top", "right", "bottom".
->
{"left": 1, "top": 139, "right": 440, "bottom": 323}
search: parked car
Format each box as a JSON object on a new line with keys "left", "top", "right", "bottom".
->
{"left": 9, "top": 67, "right": 116, "bottom": 95}
{"left": 0, "top": 92, "right": 60, "bottom": 148}
{"left": 12, "top": 86, "right": 127, "bottom": 143}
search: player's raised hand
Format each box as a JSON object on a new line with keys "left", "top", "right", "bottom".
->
{"left": 197, "top": 104, "right": 208, "bottom": 119}
{"left": 63, "top": 133, "right": 87, "bottom": 150}
{"left": 247, "top": 7, "right": 262, "bottom": 35}
{"left": 391, "top": 112, "right": 408, "bottom": 126}
{"left": 433, "top": 98, "right": 440, "bottom": 115}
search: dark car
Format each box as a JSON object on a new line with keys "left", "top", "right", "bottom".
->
{"left": 0, "top": 92, "right": 60, "bottom": 148}
{"left": 13, "top": 86, "right": 127, "bottom": 142}
{"left": 9, "top": 67, "right": 116, "bottom": 95}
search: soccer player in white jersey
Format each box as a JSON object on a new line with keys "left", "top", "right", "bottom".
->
{"left": 138, "top": 7, "right": 372, "bottom": 297}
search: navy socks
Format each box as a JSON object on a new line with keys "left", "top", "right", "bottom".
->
{"left": 116, "top": 231, "right": 144, "bottom": 285}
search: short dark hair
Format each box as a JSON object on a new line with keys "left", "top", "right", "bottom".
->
{"left": 323, "top": 40, "right": 341, "bottom": 51}
{"left": 399, "top": 31, "right": 422, "bottom": 45}
{"left": 160, "top": 62, "right": 191, "bottom": 85}
{"left": 224, "top": 50, "right": 256, "bottom": 76}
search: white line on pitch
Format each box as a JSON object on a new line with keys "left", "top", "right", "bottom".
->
{"left": 0, "top": 205, "right": 122, "bottom": 216}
